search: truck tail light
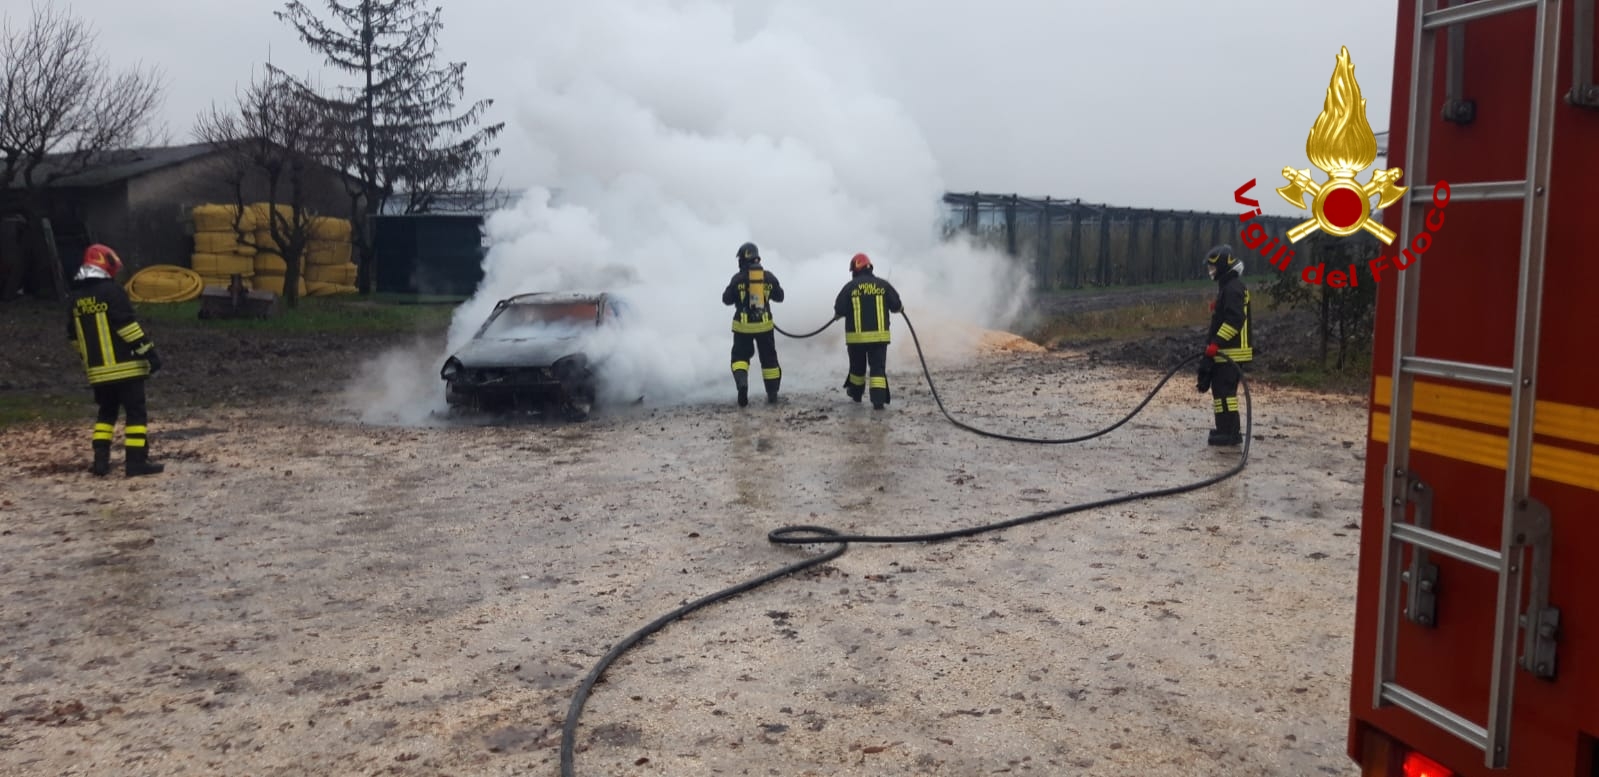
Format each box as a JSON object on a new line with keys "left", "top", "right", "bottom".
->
{"left": 1402, "top": 752, "right": 1454, "bottom": 777}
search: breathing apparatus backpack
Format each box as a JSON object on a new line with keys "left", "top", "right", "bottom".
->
{"left": 744, "top": 267, "right": 768, "bottom": 315}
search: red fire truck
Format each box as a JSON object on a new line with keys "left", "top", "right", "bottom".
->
{"left": 1347, "top": 0, "right": 1598, "bottom": 775}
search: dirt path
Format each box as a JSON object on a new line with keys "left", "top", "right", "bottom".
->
{"left": 0, "top": 346, "right": 1369, "bottom": 777}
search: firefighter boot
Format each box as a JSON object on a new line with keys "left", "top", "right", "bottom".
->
{"left": 89, "top": 440, "right": 111, "bottom": 477}
{"left": 1213, "top": 411, "right": 1243, "bottom": 446}
{"left": 844, "top": 376, "right": 864, "bottom": 402}
{"left": 868, "top": 375, "right": 889, "bottom": 410}
{"left": 734, "top": 370, "right": 749, "bottom": 407}
{"left": 764, "top": 368, "right": 781, "bottom": 404}
{"left": 125, "top": 445, "right": 165, "bottom": 477}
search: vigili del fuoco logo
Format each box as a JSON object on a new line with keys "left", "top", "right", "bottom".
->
{"left": 1231, "top": 46, "right": 1450, "bottom": 287}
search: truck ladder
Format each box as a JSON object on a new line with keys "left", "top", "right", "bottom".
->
{"left": 1374, "top": 0, "right": 1564, "bottom": 769}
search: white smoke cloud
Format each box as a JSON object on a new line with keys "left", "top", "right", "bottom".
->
{"left": 365, "top": 0, "right": 1033, "bottom": 421}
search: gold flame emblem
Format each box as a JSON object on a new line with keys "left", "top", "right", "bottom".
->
{"left": 1276, "top": 47, "right": 1406, "bottom": 244}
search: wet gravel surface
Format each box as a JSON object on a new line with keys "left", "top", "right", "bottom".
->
{"left": 0, "top": 347, "right": 1368, "bottom": 777}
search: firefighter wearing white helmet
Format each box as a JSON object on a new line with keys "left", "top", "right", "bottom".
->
{"left": 1197, "top": 244, "right": 1251, "bottom": 446}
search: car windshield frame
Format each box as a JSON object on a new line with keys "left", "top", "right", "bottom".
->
{"left": 479, "top": 299, "right": 602, "bottom": 339}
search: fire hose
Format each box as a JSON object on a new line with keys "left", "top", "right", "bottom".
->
{"left": 559, "top": 310, "right": 1250, "bottom": 776}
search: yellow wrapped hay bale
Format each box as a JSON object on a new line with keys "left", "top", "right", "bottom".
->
{"left": 190, "top": 252, "right": 256, "bottom": 277}
{"left": 304, "top": 262, "right": 358, "bottom": 285}
{"left": 247, "top": 202, "right": 295, "bottom": 230}
{"left": 191, "top": 203, "right": 258, "bottom": 233}
{"left": 308, "top": 216, "right": 353, "bottom": 242}
{"left": 193, "top": 231, "right": 256, "bottom": 255}
{"left": 253, "top": 229, "right": 279, "bottom": 252}
{"left": 254, "top": 251, "right": 288, "bottom": 274}
{"left": 304, "top": 239, "right": 353, "bottom": 266}
{"left": 305, "top": 280, "right": 360, "bottom": 297}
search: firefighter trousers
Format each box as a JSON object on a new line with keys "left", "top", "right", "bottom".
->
{"left": 731, "top": 330, "right": 781, "bottom": 396}
{"left": 844, "top": 343, "right": 889, "bottom": 407}
{"left": 1209, "top": 362, "right": 1242, "bottom": 437}
{"left": 92, "top": 379, "right": 151, "bottom": 455}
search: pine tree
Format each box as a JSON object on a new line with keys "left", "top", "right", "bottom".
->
{"left": 273, "top": 0, "right": 503, "bottom": 292}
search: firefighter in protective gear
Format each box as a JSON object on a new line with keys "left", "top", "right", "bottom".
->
{"left": 66, "top": 244, "right": 165, "bottom": 477}
{"left": 722, "top": 241, "right": 785, "bottom": 406}
{"left": 1198, "top": 244, "right": 1251, "bottom": 446}
{"left": 833, "top": 253, "right": 903, "bottom": 410}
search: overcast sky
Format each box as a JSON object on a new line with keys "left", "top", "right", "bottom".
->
{"left": 40, "top": 0, "right": 1398, "bottom": 218}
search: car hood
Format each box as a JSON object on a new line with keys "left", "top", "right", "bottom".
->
{"left": 451, "top": 335, "right": 585, "bottom": 369}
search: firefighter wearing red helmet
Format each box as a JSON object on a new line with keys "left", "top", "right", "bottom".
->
{"left": 722, "top": 241, "right": 786, "bottom": 406}
{"left": 832, "top": 252, "right": 903, "bottom": 409}
{"left": 66, "top": 244, "right": 165, "bottom": 477}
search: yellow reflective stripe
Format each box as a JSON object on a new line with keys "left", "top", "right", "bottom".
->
{"left": 731, "top": 320, "right": 773, "bottom": 333}
{"left": 1370, "top": 411, "right": 1599, "bottom": 493}
{"left": 95, "top": 312, "right": 114, "bottom": 366}
{"left": 1216, "top": 323, "right": 1238, "bottom": 340}
{"left": 847, "top": 374, "right": 865, "bottom": 386}
{"left": 116, "top": 322, "right": 146, "bottom": 342}
{"left": 1216, "top": 347, "right": 1251, "bottom": 361}
{"left": 87, "top": 363, "right": 150, "bottom": 383}
{"left": 1239, "top": 292, "right": 1251, "bottom": 349}
{"left": 731, "top": 361, "right": 750, "bottom": 372}
{"left": 761, "top": 368, "right": 781, "bottom": 379}
{"left": 852, "top": 295, "right": 861, "bottom": 332}
{"left": 125, "top": 425, "right": 148, "bottom": 435}
{"left": 73, "top": 319, "right": 89, "bottom": 365}
{"left": 875, "top": 296, "right": 885, "bottom": 331}
{"left": 1372, "top": 375, "right": 1599, "bottom": 446}
{"left": 1225, "top": 397, "right": 1239, "bottom": 411}
{"left": 869, "top": 377, "right": 888, "bottom": 388}
{"left": 845, "top": 330, "right": 891, "bottom": 344}
{"left": 92, "top": 422, "right": 114, "bottom": 441}
{"left": 124, "top": 437, "right": 147, "bottom": 448}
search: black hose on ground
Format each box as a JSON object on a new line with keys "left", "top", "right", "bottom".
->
{"left": 560, "top": 310, "right": 1251, "bottom": 776}
{"left": 774, "top": 316, "right": 841, "bottom": 339}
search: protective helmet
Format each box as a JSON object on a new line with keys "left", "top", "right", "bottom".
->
{"left": 1205, "top": 244, "right": 1239, "bottom": 278}
{"left": 849, "top": 252, "right": 872, "bottom": 274}
{"left": 82, "top": 244, "right": 124, "bottom": 277}
{"left": 737, "top": 242, "right": 760, "bottom": 265}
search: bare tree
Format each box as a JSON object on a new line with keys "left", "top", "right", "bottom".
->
{"left": 0, "top": 2, "right": 166, "bottom": 301}
{"left": 194, "top": 68, "right": 327, "bottom": 308}
{"left": 273, "top": 0, "right": 503, "bottom": 293}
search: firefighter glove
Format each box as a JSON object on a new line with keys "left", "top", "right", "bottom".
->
{"left": 146, "top": 349, "right": 163, "bottom": 374}
{"left": 1196, "top": 361, "right": 1213, "bottom": 393}
{"left": 1205, "top": 342, "right": 1219, "bottom": 359}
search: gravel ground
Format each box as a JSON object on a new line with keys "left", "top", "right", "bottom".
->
{"left": 0, "top": 339, "right": 1370, "bottom": 777}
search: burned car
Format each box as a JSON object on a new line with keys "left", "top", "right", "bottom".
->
{"left": 440, "top": 291, "right": 632, "bottom": 421}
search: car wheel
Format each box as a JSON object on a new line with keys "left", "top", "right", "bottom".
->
{"left": 560, "top": 386, "right": 595, "bottom": 422}
{"left": 444, "top": 381, "right": 467, "bottom": 408}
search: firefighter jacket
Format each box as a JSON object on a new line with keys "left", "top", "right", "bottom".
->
{"left": 66, "top": 275, "right": 157, "bottom": 385}
{"left": 1207, "top": 271, "right": 1252, "bottom": 364}
{"left": 834, "top": 271, "right": 903, "bottom": 345}
{"left": 723, "top": 265, "right": 784, "bottom": 334}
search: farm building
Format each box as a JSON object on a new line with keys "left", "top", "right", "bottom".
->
{"left": 0, "top": 141, "right": 361, "bottom": 296}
